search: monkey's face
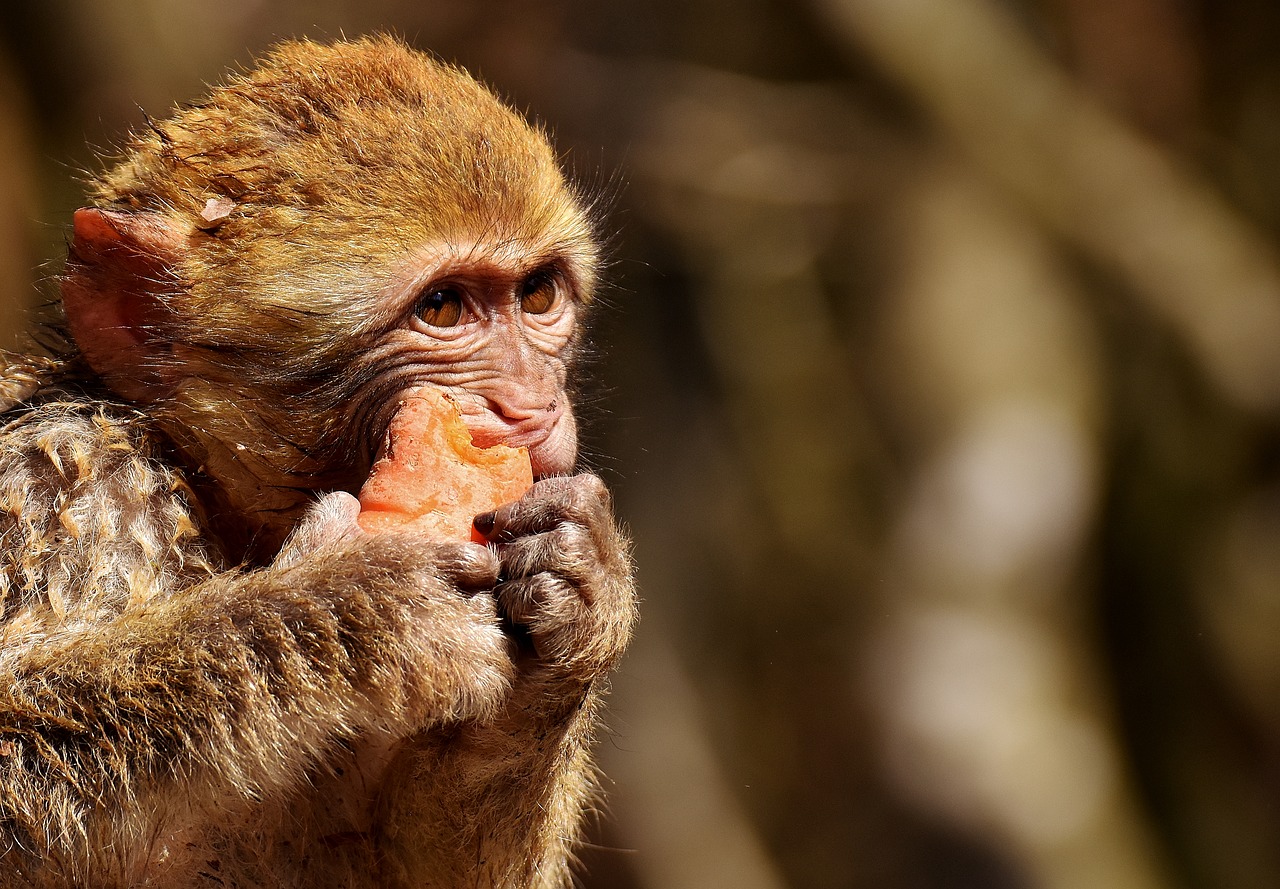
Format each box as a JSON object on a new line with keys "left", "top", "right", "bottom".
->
{"left": 63, "top": 210, "right": 595, "bottom": 557}
{"left": 360, "top": 240, "right": 585, "bottom": 479}
{"left": 61, "top": 37, "right": 601, "bottom": 551}
{"left": 144, "top": 213, "right": 595, "bottom": 530}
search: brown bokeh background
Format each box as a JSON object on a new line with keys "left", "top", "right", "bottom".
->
{"left": 3, "top": 1, "right": 1280, "bottom": 887}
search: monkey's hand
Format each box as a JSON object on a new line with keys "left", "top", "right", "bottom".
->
{"left": 477, "top": 474, "right": 636, "bottom": 684}
{"left": 274, "top": 491, "right": 514, "bottom": 726}
{"left": 375, "top": 476, "right": 633, "bottom": 886}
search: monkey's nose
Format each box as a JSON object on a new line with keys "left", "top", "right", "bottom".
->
{"left": 486, "top": 393, "right": 560, "bottom": 423}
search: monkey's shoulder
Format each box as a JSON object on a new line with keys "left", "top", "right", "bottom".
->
{"left": 0, "top": 397, "right": 218, "bottom": 619}
{"left": 0, "top": 395, "right": 161, "bottom": 482}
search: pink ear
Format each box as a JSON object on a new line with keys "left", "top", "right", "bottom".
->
{"left": 61, "top": 208, "right": 184, "bottom": 402}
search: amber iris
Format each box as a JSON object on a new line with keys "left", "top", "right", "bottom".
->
{"left": 415, "top": 287, "right": 464, "bottom": 327}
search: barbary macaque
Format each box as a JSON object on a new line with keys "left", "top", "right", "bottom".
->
{"left": 0, "top": 36, "right": 635, "bottom": 888}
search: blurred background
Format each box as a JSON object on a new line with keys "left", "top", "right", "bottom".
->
{"left": 2, "top": 0, "right": 1279, "bottom": 886}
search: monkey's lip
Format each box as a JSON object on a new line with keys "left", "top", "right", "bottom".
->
{"left": 466, "top": 416, "right": 556, "bottom": 451}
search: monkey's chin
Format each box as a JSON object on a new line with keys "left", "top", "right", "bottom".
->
{"left": 526, "top": 416, "right": 578, "bottom": 480}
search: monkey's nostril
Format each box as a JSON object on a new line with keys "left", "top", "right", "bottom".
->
{"left": 483, "top": 395, "right": 560, "bottom": 422}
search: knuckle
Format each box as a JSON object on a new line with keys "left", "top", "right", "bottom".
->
{"left": 441, "top": 541, "right": 499, "bottom": 577}
{"left": 530, "top": 474, "right": 572, "bottom": 497}
{"left": 561, "top": 474, "right": 610, "bottom": 525}
{"left": 557, "top": 522, "right": 594, "bottom": 558}
{"left": 575, "top": 472, "right": 609, "bottom": 503}
{"left": 499, "top": 525, "right": 593, "bottom": 583}
{"left": 494, "top": 550, "right": 523, "bottom": 585}
{"left": 500, "top": 535, "right": 549, "bottom": 578}
{"left": 499, "top": 572, "right": 577, "bottom": 625}
{"left": 553, "top": 525, "right": 601, "bottom": 582}
{"left": 495, "top": 576, "right": 539, "bottom": 622}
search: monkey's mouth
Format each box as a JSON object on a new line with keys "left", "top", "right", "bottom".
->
{"left": 465, "top": 410, "right": 577, "bottom": 479}
{"left": 367, "top": 386, "right": 577, "bottom": 482}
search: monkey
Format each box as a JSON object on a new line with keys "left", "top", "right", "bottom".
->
{"left": 0, "top": 35, "right": 635, "bottom": 888}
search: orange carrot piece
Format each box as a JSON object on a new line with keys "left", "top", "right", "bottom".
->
{"left": 357, "top": 387, "right": 533, "bottom": 542}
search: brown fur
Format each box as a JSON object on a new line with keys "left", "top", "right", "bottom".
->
{"left": 0, "top": 36, "right": 634, "bottom": 888}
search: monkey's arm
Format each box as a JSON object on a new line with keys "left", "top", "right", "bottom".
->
{"left": 0, "top": 533, "right": 512, "bottom": 882}
{"left": 378, "top": 473, "right": 636, "bottom": 889}
{"left": 0, "top": 408, "right": 513, "bottom": 881}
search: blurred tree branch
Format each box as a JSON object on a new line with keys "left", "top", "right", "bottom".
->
{"left": 811, "top": 0, "right": 1280, "bottom": 411}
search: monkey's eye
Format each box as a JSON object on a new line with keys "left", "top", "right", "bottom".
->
{"left": 415, "top": 287, "right": 465, "bottom": 327}
{"left": 520, "top": 271, "right": 562, "bottom": 315}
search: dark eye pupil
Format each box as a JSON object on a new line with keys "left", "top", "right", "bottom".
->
{"left": 417, "top": 289, "right": 463, "bottom": 327}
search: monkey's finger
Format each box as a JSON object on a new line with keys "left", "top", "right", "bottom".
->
{"left": 276, "top": 491, "right": 362, "bottom": 567}
{"left": 424, "top": 540, "right": 500, "bottom": 593}
{"left": 494, "top": 573, "right": 578, "bottom": 647}
{"left": 476, "top": 474, "right": 612, "bottom": 542}
{"left": 497, "top": 525, "right": 594, "bottom": 590}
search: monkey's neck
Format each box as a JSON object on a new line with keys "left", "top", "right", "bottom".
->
{"left": 196, "top": 475, "right": 304, "bottom": 566}
{"left": 159, "top": 426, "right": 312, "bottom": 566}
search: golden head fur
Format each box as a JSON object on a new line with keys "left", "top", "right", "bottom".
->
{"left": 63, "top": 36, "right": 602, "bottom": 555}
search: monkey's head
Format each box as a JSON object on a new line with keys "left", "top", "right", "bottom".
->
{"left": 60, "top": 36, "right": 600, "bottom": 553}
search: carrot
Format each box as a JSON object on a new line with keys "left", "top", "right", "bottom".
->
{"left": 357, "top": 387, "right": 533, "bottom": 542}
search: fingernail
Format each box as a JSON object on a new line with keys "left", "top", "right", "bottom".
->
{"left": 473, "top": 511, "right": 496, "bottom": 536}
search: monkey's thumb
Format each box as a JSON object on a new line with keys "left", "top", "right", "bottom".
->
{"left": 275, "top": 491, "right": 362, "bottom": 567}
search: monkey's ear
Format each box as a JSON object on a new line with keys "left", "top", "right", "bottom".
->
{"left": 61, "top": 208, "right": 184, "bottom": 403}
